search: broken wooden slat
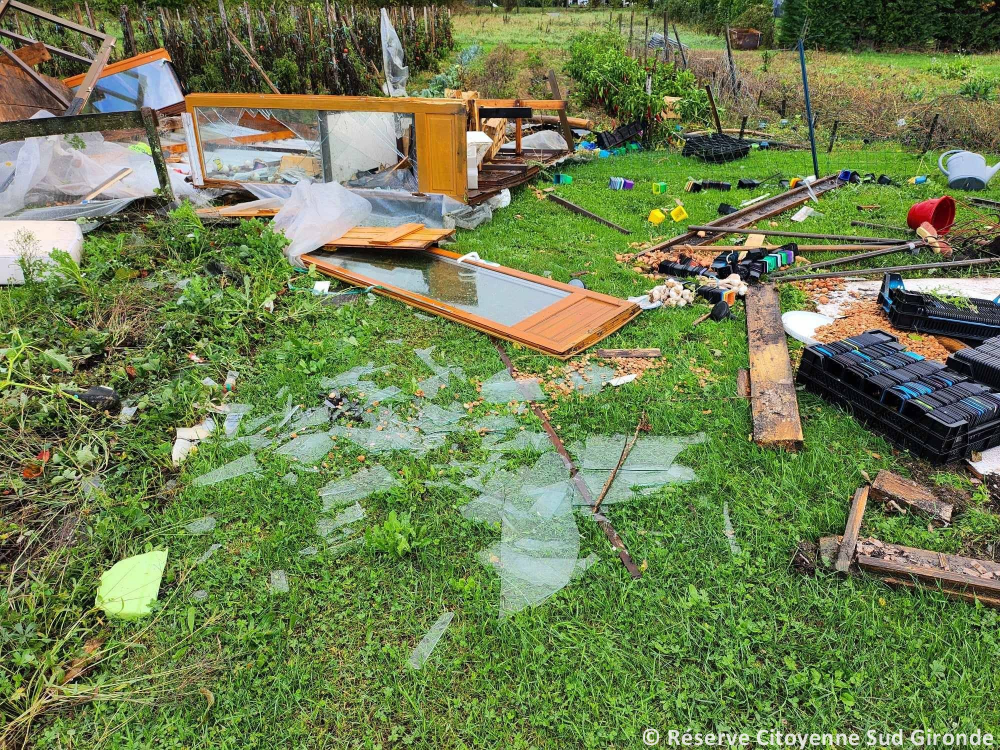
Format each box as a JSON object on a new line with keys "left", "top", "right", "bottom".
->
{"left": 736, "top": 368, "right": 750, "bottom": 399}
{"left": 835, "top": 485, "right": 869, "bottom": 573}
{"left": 819, "top": 535, "right": 1000, "bottom": 608}
{"left": 935, "top": 336, "right": 967, "bottom": 354}
{"left": 0, "top": 41, "right": 70, "bottom": 109}
{"left": 869, "top": 470, "right": 953, "bottom": 526}
{"left": 745, "top": 284, "right": 803, "bottom": 451}
{"left": 369, "top": 223, "right": 424, "bottom": 245}
{"left": 595, "top": 348, "right": 661, "bottom": 359}
{"left": 858, "top": 556, "right": 1000, "bottom": 600}
{"left": 0, "top": 40, "right": 48, "bottom": 67}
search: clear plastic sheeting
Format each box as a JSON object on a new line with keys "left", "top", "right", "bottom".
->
{"left": 319, "top": 464, "right": 398, "bottom": 511}
{"left": 480, "top": 370, "right": 548, "bottom": 403}
{"left": 407, "top": 610, "right": 454, "bottom": 670}
{"left": 5, "top": 198, "right": 136, "bottom": 222}
{"left": 570, "top": 433, "right": 706, "bottom": 506}
{"left": 352, "top": 188, "right": 464, "bottom": 229}
{"left": 191, "top": 454, "right": 260, "bottom": 487}
{"left": 272, "top": 181, "right": 372, "bottom": 266}
{"left": 500, "top": 130, "right": 569, "bottom": 152}
{"left": 381, "top": 8, "right": 410, "bottom": 97}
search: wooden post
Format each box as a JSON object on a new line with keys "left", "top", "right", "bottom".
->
{"left": 218, "top": 0, "right": 231, "bottom": 52}
{"left": 628, "top": 9, "right": 634, "bottom": 55}
{"left": 84, "top": 0, "right": 95, "bottom": 28}
{"left": 663, "top": 10, "right": 669, "bottom": 63}
{"left": 643, "top": 17, "right": 648, "bottom": 65}
{"left": 835, "top": 486, "right": 869, "bottom": 574}
{"left": 706, "top": 84, "right": 722, "bottom": 133}
{"left": 74, "top": 3, "right": 83, "bottom": 25}
{"left": 547, "top": 69, "right": 574, "bottom": 151}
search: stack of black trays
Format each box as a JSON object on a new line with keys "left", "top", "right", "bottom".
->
{"left": 681, "top": 133, "right": 751, "bottom": 163}
{"left": 595, "top": 121, "right": 643, "bottom": 150}
{"left": 797, "top": 329, "right": 1000, "bottom": 463}
{"left": 879, "top": 273, "right": 1000, "bottom": 344}
{"left": 947, "top": 336, "right": 1000, "bottom": 391}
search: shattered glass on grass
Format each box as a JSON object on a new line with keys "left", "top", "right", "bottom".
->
{"left": 480, "top": 370, "right": 547, "bottom": 403}
{"left": 192, "top": 454, "right": 260, "bottom": 487}
{"left": 569, "top": 433, "right": 707, "bottom": 506}
{"left": 567, "top": 362, "right": 616, "bottom": 395}
{"left": 319, "top": 464, "right": 398, "bottom": 511}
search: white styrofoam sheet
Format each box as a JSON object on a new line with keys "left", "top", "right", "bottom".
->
{"left": 1, "top": 221, "right": 84, "bottom": 285}
{"left": 814, "top": 277, "right": 1000, "bottom": 319}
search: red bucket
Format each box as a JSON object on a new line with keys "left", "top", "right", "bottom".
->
{"left": 907, "top": 196, "right": 956, "bottom": 234}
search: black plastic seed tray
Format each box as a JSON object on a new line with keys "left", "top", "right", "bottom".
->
{"left": 947, "top": 335, "right": 1000, "bottom": 390}
{"left": 681, "top": 133, "right": 751, "bottom": 163}
{"left": 796, "top": 329, "right": 1000, "bottom": 463}
{"left": 596, "top": 121, "right": 643, "bottom": 150}
{"left": 879, "top": 273, "right": 1000, "bottom": 344}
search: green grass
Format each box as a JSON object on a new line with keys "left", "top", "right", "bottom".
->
{"left": 5, "top": 144, "right": 1000, "bottom": 747}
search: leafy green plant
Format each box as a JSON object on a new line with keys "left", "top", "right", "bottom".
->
{"left": 566, "top": 31, "right": 707, "bottom": 128}
{"left": 959, "top": 74, "right": 997, "bottom": 101}
{"left": 365, "top": 511, "right": 431, "bottom": 558}
{"left": 930, "top": 55, "right": 976, "bottom": 80}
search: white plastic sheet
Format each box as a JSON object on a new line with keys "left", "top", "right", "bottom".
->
{"left": 272, "top": 181, "right": 372, "bottom": 267}
{"left": 381, "top": 9, "right": 410, "bottom": 97}
{"left": 501, "top": 130, "right": 569, "bottom": 151}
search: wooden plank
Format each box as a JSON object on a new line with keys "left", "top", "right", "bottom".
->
{"left": 835, "top": 485, "right": 869, "bottom": 574}
{"left": 745, "top": 284, "right": 803, "bottom": 451}
{"left": 0, "top": 40, "right": 48, "bottom": 68}
{"left": 547, "top": 194, "right": 631, "bottom": 235}
{"left": 546, "top": 69, "right": 575, "bottom": 150}
{"left": 936, "top": 336, "right": 967, "bottom": 354}
{"left": 0, "top": 41, "right": 70, "bottom": 109}
{"left": 0, "top": 50, "right": 73, "bottom": 120}
{"left": 870, "top": 470, "right": 952, "bottom": 526}
{"left": 186, "top": 92, "right": 468, "bottom": 115}
{"left": 369, "top": 223, "right": 425, "bottom": 245}
{"left": 64, "top": 35, "right": 114, "bottom": 116}
{"left": 744, "top": 233, "right": 766, "bottom": 248}
{"left": 595, "top": 348, "right": 661, "bottom": 358}
{"left": 476, "top": 98, "right": 566, "bottom": 110}
{"left": 81, "top": 167, "right": 132, "bottom": 201}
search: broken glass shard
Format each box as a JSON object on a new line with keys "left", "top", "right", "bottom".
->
{"left": 185, "top": 517, "right": 216, "bottom": 535}
{"left": 319, "top": 464, "right": 398, "bottom": 510}
{"left": 317, "top": 502, "right": 366, "bottom": 538}
{"left": 270, "top": 569, "right": 289, "bottom": 594}
{"left": 196, "top": 543, "right": 221, "bottom": 565}
{"left": 407, "top": 610, "right": 455, "bottom": 670}
{"left": 275, "top": 433, "right": 333, "bottom": 464}
{"left": 480, "top": 370, "right": 547, "bottom": 403}
{"left": 192, "top": 454, "right": 259, "bottom": 487}
{"left": 567, "top": 362, "right": 616, "bottom": 395}
{"left": 571, "top": 433, "right": 706, "bottom": 506}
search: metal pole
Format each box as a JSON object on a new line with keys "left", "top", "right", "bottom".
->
{"left": 775, "top": 257, "right": 1000, "bottom": 284}
{"left": 684, "top": 225, "right": 905, "bottom": 243}
{"left": 798, "top": 39, "right": 819, "bottom": 178}
{"left": 770, "top": 241, "right": 925, "bottom": 277}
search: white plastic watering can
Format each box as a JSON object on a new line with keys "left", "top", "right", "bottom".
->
{"left": 938, "top": 150, "right": 1000, "bottom": 191}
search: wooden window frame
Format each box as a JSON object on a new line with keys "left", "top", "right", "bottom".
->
{"left": 301, "top": 247, "right": 640, "bottom": 359}
{"left": 184, "top": 93, "right": 469, "bottom": 202}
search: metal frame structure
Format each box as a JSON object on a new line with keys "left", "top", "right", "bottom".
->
{"left": 0, "top": 106, "right": 174, "bottom": 208}
{"left": 0, "top": 0, "right": 116, "bottom": 116}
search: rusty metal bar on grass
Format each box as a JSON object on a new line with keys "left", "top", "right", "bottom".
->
{"left": 492, "top": 339, "right": 643, "bottom": 580}
{"left": 775, "top": 256, "right": 1000, "bottom": 283}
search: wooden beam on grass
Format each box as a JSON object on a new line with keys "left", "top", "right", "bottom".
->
{"left": 745, "top": 284, "right": 803, "bottom": 451}
{"left": 835, "top": 485, "right": 869, "bottom": 574}
{"left": 595, "top": 348, "right": 661, "bottom": 359}
{"left": 547, "top": 194, "right": 631, "bottom": 235}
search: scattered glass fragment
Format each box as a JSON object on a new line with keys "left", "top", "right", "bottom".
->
{"left": 723, "top": 501, "right": 741, "bottom": 556}
{"left": 319, "top": 465, "right": 398, "bottom": 510}
{"left": 192, "top": 454, "right": 260, "bottom": 487}
{"left": 196, "top": 543, "right": 222, "bottom": 564}
{"left": 185, "top": 517, "right": 216, "bottom": 535}
{"left": 480, "top": 370, "right": 547, "bottom": 403}
{"left": 406, "top": 610, "right": 455, "bottom": 670}
{"left": 298, "top": 546, "right": 319, "bottom": 557}
{"left": 191, "top": 589, "right": 209, "bottom": 602}
{"left": 275, "top": 433, "right": 334, "bottom": 464}
{"left": 270, "top": 569, "right": 289, "bottom": 594}
{"left": 282, "top": 471, "right": 299, "bottom": 486}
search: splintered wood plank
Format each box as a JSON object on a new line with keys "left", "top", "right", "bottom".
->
{"left": 595, "top": 348, "right": 661, "bottom": 359}
{"left": 326, "top": 226, "right": 454, "bottom": 250}
{"left": 736, "top": 368, "right": 750, "bottom": 399}
{"left": 870, "top": 470, "right": 952, "bottom": 526}
{"left": 0, "top": 41, "right": 50, "bottom": 68}
{"left": 858, "top": 557, "right": 1000, "bottom": 600}
{"left": 369, "top": 223, "right": 424, "bottom": 245}
{"left": 745, "top": 284, "right": 803, "bottom": 451}
{"left": 835, "top": 485, "right": 869, "bottom": 573}
{"left": 744, "top": 233, "right": 766, "bottom": 248}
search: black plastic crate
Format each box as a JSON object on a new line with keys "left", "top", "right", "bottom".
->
{"left": 879, "top": 273, "right": 1000, "bottom": 345}
{"left": 796, "top": 329, "right": 1000, "bottom": 463}
{"left": 681, "top": 133, "right": 752, "bottom": 163}
{"left": 947, "top": 335, "right": 1000, "bottom": 391}
{"left": 596, "top": 121, "right": 644, "bottom": 150}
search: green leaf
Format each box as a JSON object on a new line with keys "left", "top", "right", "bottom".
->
{"left": 39, "top": 349, "right": 72, "bottom": 372}
{"left": 95, "top": 549, "right": 168, "bottom": 619}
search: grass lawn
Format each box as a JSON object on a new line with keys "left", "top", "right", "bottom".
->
{"left": 5, "top": 140, "right": 1000, "bottom": 748}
